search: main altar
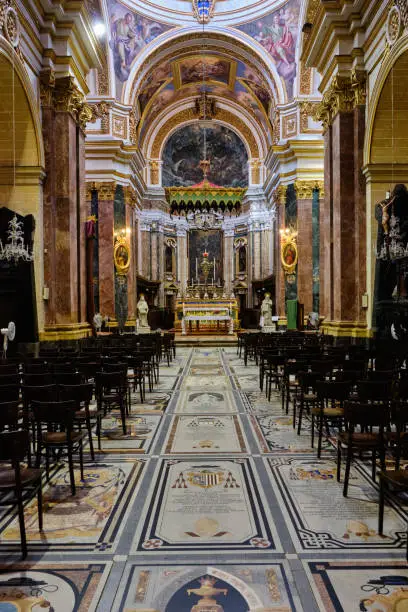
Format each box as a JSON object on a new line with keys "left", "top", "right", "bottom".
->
{"left": 175, "top": 291, "right": 239, "bottom": 335}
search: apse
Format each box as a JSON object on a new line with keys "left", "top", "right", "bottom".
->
{"left": 162, "top": 124, "right": 248, "bottom": 187}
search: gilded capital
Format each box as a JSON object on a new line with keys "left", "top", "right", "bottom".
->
{"left": 53, "top": 77, "right": 93, "bottom": 131}
{"left": 314, "top": 70, "right": 367, "bottom": 131}
{"left": 272, "top": 184, "right": 287, "bottom": 205}
{"left": 124, "top": 185, "right": 137, "bottom": 208}
{"left": 89, "top": 181, "right": 117, "bottom": 201}
{"left": 294, "top": 180, "right": 324, "bottom": 200}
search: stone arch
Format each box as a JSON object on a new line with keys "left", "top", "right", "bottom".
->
{"left": 0, "top": 38, "right": 45, "bottom": 334}
{"left": 147, "top": 108, "right": 262, "bottom": 162}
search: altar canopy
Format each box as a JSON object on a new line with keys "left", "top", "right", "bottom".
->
{"left": 165, "top": 178, "right": 245, "bottom": 216}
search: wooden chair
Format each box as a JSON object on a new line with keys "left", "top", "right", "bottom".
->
{"left": 95, "top": 371, "right": 127, "bottom": 436}
{"left": 296, "top": 371, "right": 321, "bottom": 435}
{"left": 58, "top": 383, "right": 102, "bottom": 459}
{"left": 0, "top": 430, "right": 43, "bottom": 558}
{"left": 32, "top": 400, "right": 85, "bottom": 496}
{"left": 337, "top": 400, "right": 389, "bottom": 496}
{"left": 313, "top": 380, "right": 351, "bottom": 458}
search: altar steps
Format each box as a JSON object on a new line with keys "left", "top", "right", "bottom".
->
{"left": 175, "top": 333, "right": 237, "bottom": 347}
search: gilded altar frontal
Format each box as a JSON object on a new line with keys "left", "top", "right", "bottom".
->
{"left": 0, "top": 0, "right": 408, "bottom": 609}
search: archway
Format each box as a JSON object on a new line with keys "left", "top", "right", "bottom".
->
{"left": 0, "top": 42, "right": 45, "bottom": 341}
{"left": 364, "top": 42, "right": 408, "bottom": 331}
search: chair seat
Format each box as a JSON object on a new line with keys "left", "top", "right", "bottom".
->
{"left": 311, "top": 407, "right": 344, "bottom": 417}
{"left": 380, "top": 469, "right": 408, "bottom": 486}
{"left": 0, "top": 467, "right": 41, "bottom": 488}
{"left": 43, "top": 431, "right": 82, "bottom": 444}
{"left": 304, "top": 393, "right": 317, "bottom": 402}
{"left": 338, "top": 432, "right": 379, "bottom": 445}
{"left": 74, "top": 407, "right": 101, "bottom": 419}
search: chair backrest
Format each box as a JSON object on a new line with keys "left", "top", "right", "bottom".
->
{"left": 24, "top": 363, "right": 50, "bottom": 374}
{"left": 0, "top": 385, "right": 20, "bottom": 402}
{"left": 22, "top": 384, "right": 58, "bottom": 404}
{"left": 31, "top": 400, "right": 76, "bottom": 425}
{"left": 316, "top": 380, "right": 352, "bottom": 402}
{"left": 95, "top": 370, "right": 126, "bottom": 390}
{"left": 53, "top": 372, "right": 84, "bottom": 386}
{"left": 23, "top": 373, "right": 53, "bottom": 386}
{"left": 0, "top": 401, "right": 21, "bottom": 431}
{"left": 0, "top": 374, "right": 20, "bottom": 387}
{"left": 0, "top": 430, "right": 30, "bottom": 462}
{"left": 298, "top": 370, "right": 321, "bottom": 392}
{"left": 103, "top": 362, "right": 128, "bottom": 373}
{"left": 58, "top": 383, "right": 93, "bottom": 406}
{"left": 0, "top": 364, "right": 19, "bottom": 375}
{"left": 366, "top": 369, "right": 395, "bottom": 382}
{"left": 310, "top": 360, "right": 334, "bottom": 374}
{"left": 356, "top": 380, "right": 392, "bottom": 402}
{"left": 344, "top": 400, "right": 389, "bottom": 430}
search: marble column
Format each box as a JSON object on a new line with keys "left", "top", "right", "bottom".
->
{"left": 177, "top": 228, "right": 188, "bottom": 293}
{"left": 97, "top": 183, "right": 116, "bottom": 319}
{"left": 126, "top": 202, "right": 136, "bottom": 322}
{"left": 224, "top": 232, "right": 234, "bottom": 295}
{"left": 316, "top": 70, "right": 367, "bottom": 335}
{"left": 295, "top": 183, "right": 314, "bottom": 315}
{"left": 273, "top": 186, "right": 287, "bottom": 318}
{"left": 40, "top": 75, "right": 92, "bottom": 339}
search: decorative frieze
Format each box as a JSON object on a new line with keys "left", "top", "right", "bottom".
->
{"left": 112, "top": 115, "right": 127, "bottom": 139}
{"left": 282, "top": 113, "right": 297, "bottom": 139}
{"left": 300, "top": 101, "right": 320, "bottom": 132}
{"left": 86, "top": 181, "right": 116, "bottom": 201}
{"left": 89, "top": 101, "right": 112, "bottom": 132}
{"left": 314, "top": 70, "right": 367, "bottom": 131}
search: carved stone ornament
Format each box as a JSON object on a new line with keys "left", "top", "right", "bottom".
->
{"left": 395, "top": 0, "right": 408, "bottom": 30}
{"left": 129, "top": 108, "right": 139, "bottom": 144}
{"left": 192, "top": 0, "right": 216, "bottom": 24}
{"left": 90, "top": 101, "right": 112, "bottom": 133}
{"left": 272, "top": 185, "right": 287, "bottom": 206}
{"left": 90, "top": 181, "right": 116, "bottom": 201}
{"left": 2, "top": 4, "right": 19, "bottom": 47}
{"left": 300, "top": 101, "right": 319, "bottom": 132}
{"left": 124, "top": 186, "right": 137, "bottom": 208}
{"left": 150, "top": 160, "right": 160, "bottom": 185}
{"left": 53, "top": 77, "right": 93, "bottom": 131}
{"left": 386, "top": 5, "right": 403, "bottom": 46}
{"left": 314, "top": 70, "right": 366, "bottom": 131}
{"left": 250, "top": 159, "right": 262, "bottom": 184}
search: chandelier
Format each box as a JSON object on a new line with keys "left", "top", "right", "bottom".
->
{"left": 0, "top": 215, "right": 33, "bottom": 263}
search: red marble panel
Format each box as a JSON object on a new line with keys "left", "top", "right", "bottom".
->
{"left": 42, "top": 106, "right": 57, "bottom": 326}
{"left": 320, "top": 128, "right": 332, "bottom": 320}
{"left": 126, "top": 204, "right": 136, "bottom": 320}
{"left": 98, "top": 198, "right": 115, "bottom": 318}
{"left": 354, "top": 105, "right": 367, "bottom": 323}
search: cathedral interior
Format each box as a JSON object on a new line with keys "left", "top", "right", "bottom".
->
{"left": 0, "top": 0, "right": 408, "bottom": 610}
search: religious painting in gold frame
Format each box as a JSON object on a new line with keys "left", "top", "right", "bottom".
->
{"left": 114, "top": 236, "right": 130, "bottom": 276}
{"left": 280, "top": 230, "right": 298, "bottom": 276}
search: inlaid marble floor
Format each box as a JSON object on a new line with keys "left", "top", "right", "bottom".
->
{"left": 0, "top": 346, "right": 407, "bottom": 611}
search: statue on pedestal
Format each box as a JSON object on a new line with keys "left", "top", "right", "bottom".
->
{"left": 261, "top": 292, "right": 274, "bottom": 331}
{"left": 137, "top": 294, "right": 150, "bottom": 330}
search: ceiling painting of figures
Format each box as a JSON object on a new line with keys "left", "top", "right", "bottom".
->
{"left": 162, "top": 124, "right": 248, "bottom": 187}
{"left": 237, "top": 0, "right": 300, "bottom": 99}
{"left": 174, "top": 55, "right": 234, "bottom": 88}
{"left": 107, "top": 0, "right": 173, "bottom": 87}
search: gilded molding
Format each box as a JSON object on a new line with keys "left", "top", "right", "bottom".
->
{"left": 39, "top": 68, "right": 55, "bottom": 108}
{"left": 314, "top": 70, "right": 367, "bottom": 131}
{"left": 395, "top": 0, "right": 408, "bottom": 30}
{"left": 149, "top": 160, "right": 160, "bottom": 185}
{"left": 299, "top": 63, "right": 312, "bottom": 96}
{"left": 271, "top": 109, "right": 280, "bottom": 145}
{"left": 249, "top": 159, "right": 262, "bottom": 184}
{"left": 87, "top": 181, "right": 117, "bottom": 201}
{"left": 89, "top": 101, "right": 112, "bottom": 132}
{"left": 149, "top": 107, "right": 259, "bottom": 158}
{"left": 282, "top": 113, "right": 297, "bottom": 139}
{"left": 53, "top": 77, "right": 93, "bottom": 131}
{"left": 294, "top": 180, "right": 324, "bottom": 199}
{"left": 299, "top": 101, "right": 320, "bottom": 132}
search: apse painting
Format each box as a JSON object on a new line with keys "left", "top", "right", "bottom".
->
{"left": 238, "top": 0, "right": 300, "bottom": 99}
{"left": 162, "top": 124, "right": 248, "bottom": 187}
{"left": 176, "top": 55, "right": 232, "bottom": 87}
{"left": 108, "top": 0, "right": 172, "bottom": 83}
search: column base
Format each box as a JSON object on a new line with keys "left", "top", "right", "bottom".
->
{"left": 39, "top": 323, "right": 92, "bottom": 341}
{"left": 321, "top": 320, "right": 372, "bottom": 338}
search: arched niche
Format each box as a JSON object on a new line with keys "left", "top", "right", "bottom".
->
{"left": 363, "top": 39, "right": 408, "bottom": 329}
{"left": 0, "top": 40, "right": 45, "bottom": 337}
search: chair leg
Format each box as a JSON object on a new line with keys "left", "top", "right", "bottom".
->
{"left": 120, "top": 398, "right": 126, "bottom": 435}
{"left": 297, "top": 401, "right": 303, "bottom": 436}
{"left": 17, "top": 496, "right": 27, "bottom": 559}
{"left": 311, "top": 414, "right": 315, "bottom": 448}
{"left": 37, "top": 483, "right": 43, "bottom": 531}
{"left": 67, "top": 444, "right": 76, "bottom": 496}
{"left": 79, "top": 440, "right": 84, "bottom": 482}
{"left": 371, "top": 449, "right": 376, "bottom": 482}
{"left": 97, "top": 416, "right": 102, "bottom": 450}
{"left": 378, "top": 475, "right": 385, "bottom": 535}
{"left": 86, "top": 416, "right": 95, "bottom": 461}
{"left": 317, "top": 414, "right": 324, "bottom": 458}
{"left": 45, "top": 447, "right": 50, "bottom": 482}
{"left": 343, "top": 446, "right": 352, "bottom": 497}
{"left": 337, "top": 443, "right": 341, "bottom": 482}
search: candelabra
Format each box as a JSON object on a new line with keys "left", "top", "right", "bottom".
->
{"left": 0, "top": 215, "right": 33, "bottom": 264}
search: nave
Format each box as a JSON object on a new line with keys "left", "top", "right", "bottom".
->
{"left": 0, "top": 345, "right": 407, "bottom": 611}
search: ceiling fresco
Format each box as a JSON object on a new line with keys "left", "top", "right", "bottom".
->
{"left": 162, "top": 124, "right": 248, "bottom": 187}
{"left": 107, "top": 0, "right": 173, "bottom": 90}
{"left": 137, "top": 52, "right": 272, "bottom": 145}
{"left": 237, "top": 0, "right": 300, "bottom": 99}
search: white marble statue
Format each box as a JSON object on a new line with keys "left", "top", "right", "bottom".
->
{"left": 137, "top": 294, "right": 150, "bottom": 330}
{"left": 93, "top": 312, "right": 103, "bottom": 332}
{"left": 261, "top": 293, "right": 273, "bottom": 328}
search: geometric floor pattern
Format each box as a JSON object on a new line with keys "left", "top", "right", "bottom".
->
{"left": 0, "top": 345, "right": 407, "bottom": 610}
